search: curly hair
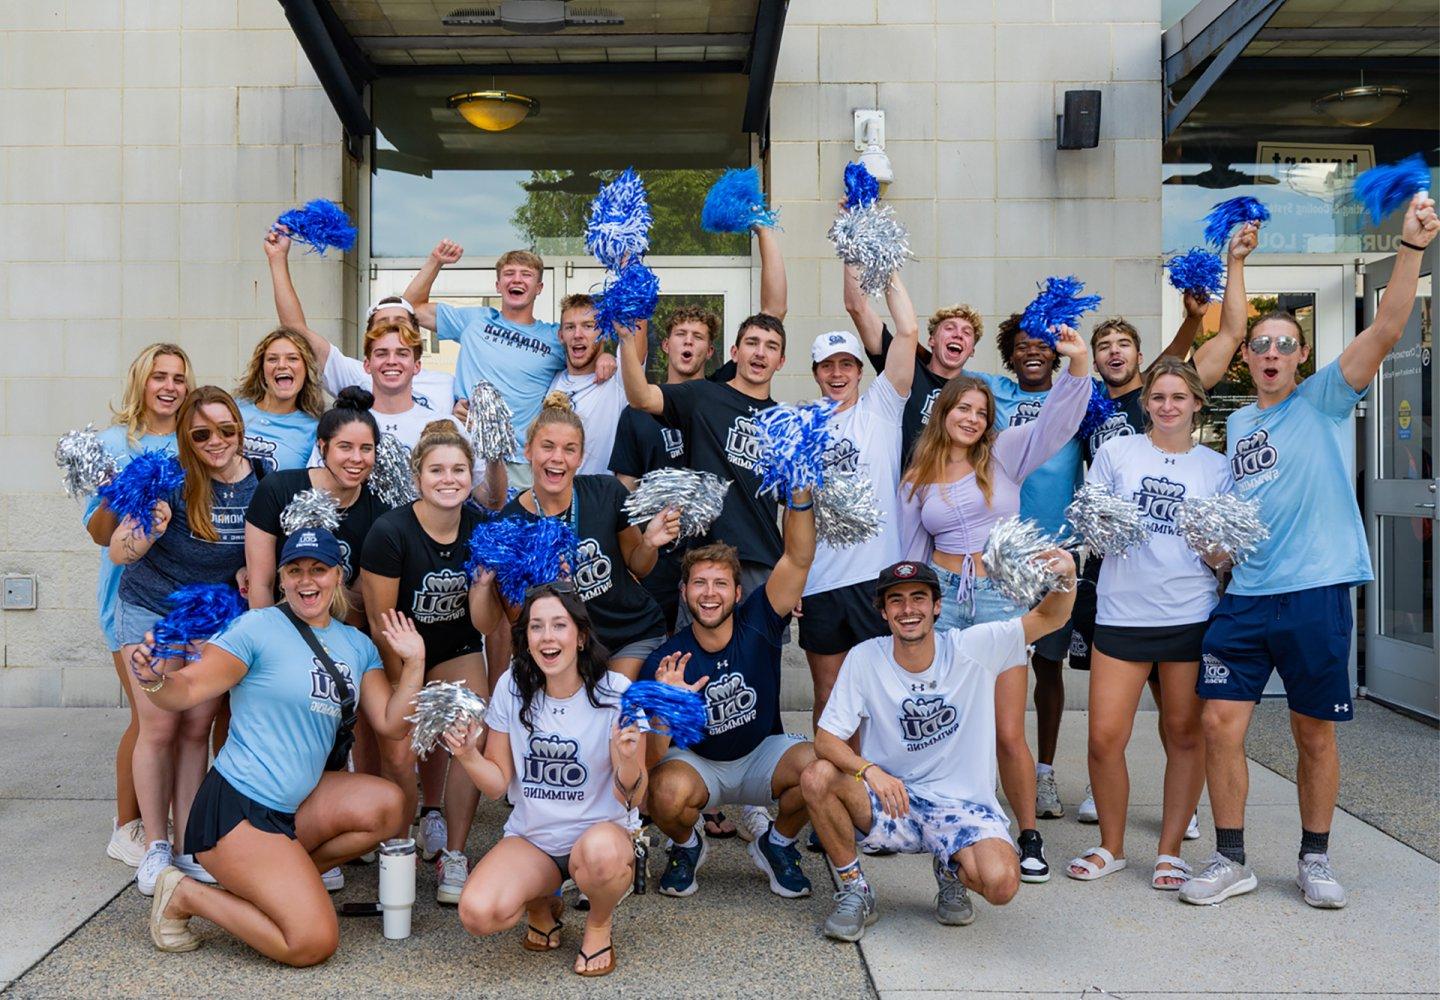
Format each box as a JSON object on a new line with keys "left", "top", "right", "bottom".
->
{"left": 927, "top": 304, "right": 984, "bottom": 343}
{"left": 665, "top": 305, "right": 721, "bottom": 345}
{"left": 509, "top": 585, "right": 615, "bottom": 733}
{"left": 996, "top": 313, "right": 1061, "bottom": 375}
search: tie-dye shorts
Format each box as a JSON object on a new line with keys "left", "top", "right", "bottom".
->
{"left": 857, "top": 786, "right": 1015, "bottom": 873}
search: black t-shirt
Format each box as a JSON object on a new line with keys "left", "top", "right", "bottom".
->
{"left": 657, "top": 379, "right": 781, "bottom": 566}
{"left": 501, "top": 476, "right": 666, "bottom": 652}
{"left": 1081, "top": 386, "right": 1145, "bottom": 465}
{"left": 245, "top": 468, "right": 389, "bottom": 585}
{"left": 865, "top": 324, "right": 949, "bottom": 469}
{"left": 607, "top": 406, "right": 686, "bottom": 479}
{"left": 360, "top": 504, "right": 483, "bottom": 665}
{"left": 639, "top": 589, "right": 787, "bottom": 761}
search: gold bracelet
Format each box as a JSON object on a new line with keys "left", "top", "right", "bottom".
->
{"left": 138, "top": 674, "right": 166, "bottom": 694}
{"left": 855, "top": 762, "right": 874, "bottom": 782}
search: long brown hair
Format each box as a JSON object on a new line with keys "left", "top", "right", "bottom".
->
{"left": 901, "top": 375, "right": 999, "bottom": 505}
{"left": 176, "top": 386, "right": 246, "bottom": 543}
{"left": 236, "top": 328, "right": 324, "bottom": 418}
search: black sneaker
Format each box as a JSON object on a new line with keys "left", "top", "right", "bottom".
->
{"left": 1018, "top": 829, "right": 1050, "bottom": 883}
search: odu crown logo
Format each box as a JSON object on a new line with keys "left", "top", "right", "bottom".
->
{"left": 1232, "top": 429, "right": 1278, "bottom": 481}
{"left": 824, "top": 437, "right": 861, "bottom": 475}
{"left": 705, "top": 672, "right": 758, "bottom": 734}
{"left": 898, "top": 696, "right": 958, "bottom": 743}
{"left": 523, "top": 734, "right": 589, "bottom": 788}
{"left": 243, "top": 434, "right": 278, "bottom": 472}
{"left": 573, "top": 537, "right": 613, "bottom": 601}
{"left": 919, "top": 387, "right": 942, "bottom": 425}
{"left": 1009, "top": 399, "right": 1043, "bottom": 427}
{"left": 1090, "top": 413, "right": 1136, "bottom": 451}
{"left": 411, "top": 569, "right": 468, "bottom": 623}
{"left": 1134, "top": 475, "right": 1186, "bottom": 523}
{"left": 724, "top": 414, "right": 763, "bottom": 473}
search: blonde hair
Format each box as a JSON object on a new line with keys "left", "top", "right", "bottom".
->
{"left": 176, "top": 386, "right": 245, "bottom": 543}
{"left": 496, "top": 249, "right": 544, "bottom": 274}
{"left": 902, "top": 375, "right": 999, "bottom": 505}
{"left": 560, "top": 293, "right": 594, "bottom": 316}
{"left": 927, "top": 305, "right": 984, "bottom": 342}
{"left": 236, "top": 328, "right": 325, "bottom": 419}
{"left": 111, "top": 343, "right": 195, "bottom": 447}
{"left": 1140, "top": 356, "right": 1208, "bottom": 431}
{"left": 363, "top": 306, "right": 424, "bottom": 357}
{"left": 279, "top": 562, "right": 349, "bottom": 619}
{"left": 410, "top": 419, "right": 474, "bottom": 479}
{"left": 526, "top": 390, "right": 586, "bottom": 449}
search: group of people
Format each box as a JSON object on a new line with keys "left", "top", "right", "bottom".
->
{"left": 81, "top": 189, "right": 1438, "bottom": 972}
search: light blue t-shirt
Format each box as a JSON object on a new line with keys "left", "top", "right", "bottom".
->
{"left": 237, "top": 399, "right": 317, "bottom": 473}
{"left": 436, "top": 303, "right": 564, "bottom": 453}
{"left": 85, "top": 426, "right": 178, "bottom": 650}
{"left": 980, "top": 372, "right": 1084, "bottom": 537}
{"left": 211, "top": 606, "right": 382, "bottom": 813}
{"left": 1226, "top": 360, "right": 1371, "bottom": 596}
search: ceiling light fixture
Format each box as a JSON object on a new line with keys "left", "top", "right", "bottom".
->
{"left": 1313, "top": 77, "right": 1409, "bottom": 128}
{"left": 447, "top": 90, "right": 540, "bottom": 132}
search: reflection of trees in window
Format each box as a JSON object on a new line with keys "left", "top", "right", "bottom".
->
{"left": 646, "top": 295, "right": 727, "bottom": 383}
{"left": 511, "top": 169, "right": 749, "bottom": 256}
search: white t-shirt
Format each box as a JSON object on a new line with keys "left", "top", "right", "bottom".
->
{"left": 819, "top": 620, "right": 1026, "bottom": 813}
{"left": 549, "top": 368, "right": 626, "bottom": 478}
{"left": 1086, "top": 434, "right": 1232, "bottom": 627}
{"left": 804, "top": 375, "right": 908, "bottom": 597}
{"left": 320, "top": 346, "right": 457, "bottom": 419}
{"left": 486, "top": 668, "right": 636, "bottom": 856}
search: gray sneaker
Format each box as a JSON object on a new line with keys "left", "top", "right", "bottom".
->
{"left": 933, "top": 857, "right": 975, "bottom": 926}
{"left": 1296, "top": 853, "right": 1347, "bottom": 909}
{"left": 1036, "top": 771, "right": 1063, "bottom": 819}
{"left": 822, "top": 883, "right": 877, "bottom": 942}
{"left": 1178, "top": 852, "right": 1258, "bottom": 906}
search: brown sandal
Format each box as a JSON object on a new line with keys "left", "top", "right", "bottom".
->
{"left": 575, "top": 943, "right": 615, "bottom": 977}
{"left": 522, "top": 896, "right": 565, "bottom": 952}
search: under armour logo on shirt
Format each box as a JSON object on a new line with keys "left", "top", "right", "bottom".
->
{"left": 1334, "top": 703, "right": 1349, "bottom": 713}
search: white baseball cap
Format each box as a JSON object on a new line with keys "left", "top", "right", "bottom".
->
{"left": 811, "top": 330, "right": 864, "bottom": 364}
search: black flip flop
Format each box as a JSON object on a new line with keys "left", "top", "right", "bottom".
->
{"left": 703, "top": 811, "right": 737, "bottom": 839}
{"left": 575, "top": 944, "right": 615, "bottom": 977}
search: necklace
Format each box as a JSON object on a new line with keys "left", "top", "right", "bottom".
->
{"left": 1146, "top": 430, "right": 1194, "bottom": 456}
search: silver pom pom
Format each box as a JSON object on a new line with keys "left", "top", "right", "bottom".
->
{"left": 279, "top": 487, "right": 341, "bottom": 535}
{"left": 54, "top": 424, "right": 117, "bottom": 500}
{"left": 465, "top": 380, "right": 517, "bottom": 464}
{"left": 370, "top": 433, "right": 418, "bottom": 508}
{"left": 815, "top": 470, "right": 882, "bottom": 547}
{"left": 981, "top": 516, "right": 1074, "bottom": 607}
{"left": 1175, "top": 493, "right": 1270, "bottom": 565}
{"left": 623, "top": 467, "right": 731, "bottom": 541}
{"left": 828, "top": 201, "right": 913, "bottom": 296}
{"left": 1064, "top": 483, "right": 1147, "bottom": 557}
{"left": 406, "top": 680, "right": 489, "bottom": 759}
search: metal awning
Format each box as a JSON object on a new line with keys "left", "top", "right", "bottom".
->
{"left": 279, "top": 0, "right": 788, "bottom": 156}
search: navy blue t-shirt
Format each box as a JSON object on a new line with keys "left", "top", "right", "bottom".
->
{"left": 640, "top": 588, "right": 787, "bottom": 761}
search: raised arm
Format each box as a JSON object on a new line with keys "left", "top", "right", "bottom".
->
{"left": 403, "top": 239, "right": 463, "bottom": 332}
{"left": 616, "top": 323, "right": 664, "bottom": 415}
{"left": 882, "top": 272, "right": 918, "bottom": 397}
{"left": 473, "top": 457, "right": 508, "bottom": 511}
{"left": 756, "top": 227, "right": 787, "bottom": 321}
{"left": 1339, "top": 194, "right": 1439, "bottom": 391}
{"left": 1019, "top": 549, "right": 1078, "bottom": 644}
{"left": 843, "top": 263, "right": 885, "bottom": 358}
{"left": 620, "top": 507, "right": 680, "bottom": 579}
{"left": 264, "top": 229, "right": 333, "bottom": 368}
{"left": 764, "top": 488, "right": 816, "bottom": 616}
{"left": 992, "top": 327, "right": 1091, "bottom": 481}
{"left": 360, "top": 610, "right": 429, "bottom": 740}
{"left": 1192, "top": 223, "right": 1258, "bottom": 389}
{"left": 1156, "top": 290, "right": 1207, "bottom": 364}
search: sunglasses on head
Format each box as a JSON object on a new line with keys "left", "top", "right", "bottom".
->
{"left": 189, "top": 423, "right": 240, "bottom": 444}
{"left": 1246, "top": 334, "right": 1301, "bottom": 356}
{"left": 524, "top": 580, "right": 576, "bottom": 600}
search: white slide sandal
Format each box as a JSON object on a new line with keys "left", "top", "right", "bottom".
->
{"left": 1152, "top": 855, "right": 1192, "bottom": 890}
{"left": 1065, "top": 846, "right": 1127, "bottom": 881}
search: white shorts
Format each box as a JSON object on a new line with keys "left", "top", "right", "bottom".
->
{"left": 857, "top": 787, "right": 1016, "bottom": 872}
{"left": 659, "top": 733, "right": 808, "bottom": 812}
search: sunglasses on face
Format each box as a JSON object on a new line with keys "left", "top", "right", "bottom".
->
{"left": 1246, "top": 334, "right": 1301, "bottom": 356}
{"left": 189, "top": 423, "right": 240, "bottom": 444}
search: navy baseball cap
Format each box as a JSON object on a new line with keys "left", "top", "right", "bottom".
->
{"left": 875, "top": 560, "right": 941, "bottom": 598}
{"left": 279, "top": 527, "right": 343, "bottom": 568}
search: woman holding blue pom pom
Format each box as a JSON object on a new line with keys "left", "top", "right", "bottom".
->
{"left": 443, "top": 584, "right": 645, "bottom": 978}
{"left": 84, "top": 344, "right": 194, "bottom": 870}
{"left": 102, "top": 386, "right": 262, "bottom": 896}
{"left": 233, "top": 328, "right": 323, "bottom": 472}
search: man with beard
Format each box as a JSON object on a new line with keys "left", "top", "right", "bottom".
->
{"left": 801, "top": 555, "right": 1078, "bottom": 942}
{"left": 639, "top": 486, "right": 817, "bottom": 900}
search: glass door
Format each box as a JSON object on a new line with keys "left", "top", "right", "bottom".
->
{"left": 1364, "top": 250, "right": 1437, "bottom": 719}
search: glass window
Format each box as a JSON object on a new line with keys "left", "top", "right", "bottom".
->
{"left": 1376, "top": 275, "right": 1433, "bottom": 481}
{"left": 1378, "top": 513, "right": 1435, "bottom": 649}
{"left": 371, "top": 74, "right": 751, "bottom": 259}
{"left": 646, "top": 294, "right": 727, "bottom": 382}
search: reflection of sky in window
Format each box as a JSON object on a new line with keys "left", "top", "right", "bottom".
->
{"left": 372, "top": 166, "right": 530, "bottom": 258}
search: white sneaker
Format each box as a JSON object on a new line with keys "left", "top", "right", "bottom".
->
{"left": 418, "top": 810, "right": 447, "bottom": 862}
{"left": 436, "top": 849, "right": 467, "bottom": 905}
{"left": 1036, "top": 770, "right": 1064, "bottom": 819}
{"left": 136, "top": 841, "right": 174, "bottom": 897}
{"left": 1185, "top": 811, "right": 1201, "bottom": 841}
{"left": 108, "top": 818, "right": 147, "bottom": 868}
{"left": 322, "top": 867, "right": 345, "bottom": 892}
{"left": 1077, "top": 786, "right": 1098, "bottom": 824}
{"left": 737, "top": 805, "right": 772, "bottom": 843}
{"left": 173, "top": 853, "right": 217, "bottom": 885}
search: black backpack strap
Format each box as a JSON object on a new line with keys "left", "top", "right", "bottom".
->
{"left": 278, "top": 603, "right": 356, "bottom": 728}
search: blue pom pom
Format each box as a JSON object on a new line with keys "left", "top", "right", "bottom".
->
{"left": 1078, "top": 379, "right": 1118, "bottom": 441}
{"left": 1353, "top": 153, "right": 1430, "bottom": 225}
{"left": 275, "top": 199, "right": 357, "bottom": 256}
{"left": 592, "top": 260, "right": 660, "bottom": 341}
{"left": 1202, "top": 196, "right": 1270, "bottom": 248}
{"left": 1164, "top": 247, "right": 1226, "bottom": 304}
{"left": 465, "top": 516, "right": 579, "bottom": 606}
{"left": 97, "top": 450, "right": 184, "bottom": 536}
{"left": 620, "top": 681, "right": 707, "bottom": 748}
{"left": 1019, "top": 275, "right": 1103, "bottom": 346}
{"left": 844, "top": 161, "right": 880, "bottom": 208}
{"left": 151, "top": 584, "right": 246, "bottom": 660}
{"left": 701, "top": 167, "right": 779, "bottom": 233}
{"left": 754, "top": 399, "right": 837, "bottom": 500}
{"left": 585, "top": 167, "right": 652, "bottom": 269}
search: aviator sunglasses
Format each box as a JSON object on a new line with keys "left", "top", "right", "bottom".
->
{"left": 189, "top": 422, "right": 240, "bottom": 444}
{"left": 1245, "top": 333, "right": 1301, "bottom": 356}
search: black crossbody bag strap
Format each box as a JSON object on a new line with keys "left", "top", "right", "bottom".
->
{"left": 278, "top": 603, "right": 356, "bottom": 770}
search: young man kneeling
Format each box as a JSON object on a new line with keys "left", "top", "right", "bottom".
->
{"left": 803, "top": 555, "right": 1077, "bottom": 941}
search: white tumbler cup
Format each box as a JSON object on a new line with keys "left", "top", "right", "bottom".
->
{"left": 378, "top": 837, "right": 417, "bottom": 940}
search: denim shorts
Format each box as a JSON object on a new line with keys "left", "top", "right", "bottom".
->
{"left": 932, "top": 567, "right": 1025, "bottom": 633}
{"left": 114, "top": 598, "right": 163, "bottom": 648}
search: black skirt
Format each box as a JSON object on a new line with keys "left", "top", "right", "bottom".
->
{"left": 1092, "top": 620, "right": 1210, "bottom": 664}
{"left": 185, "top": 768, "right": 298, "bottom": 857}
